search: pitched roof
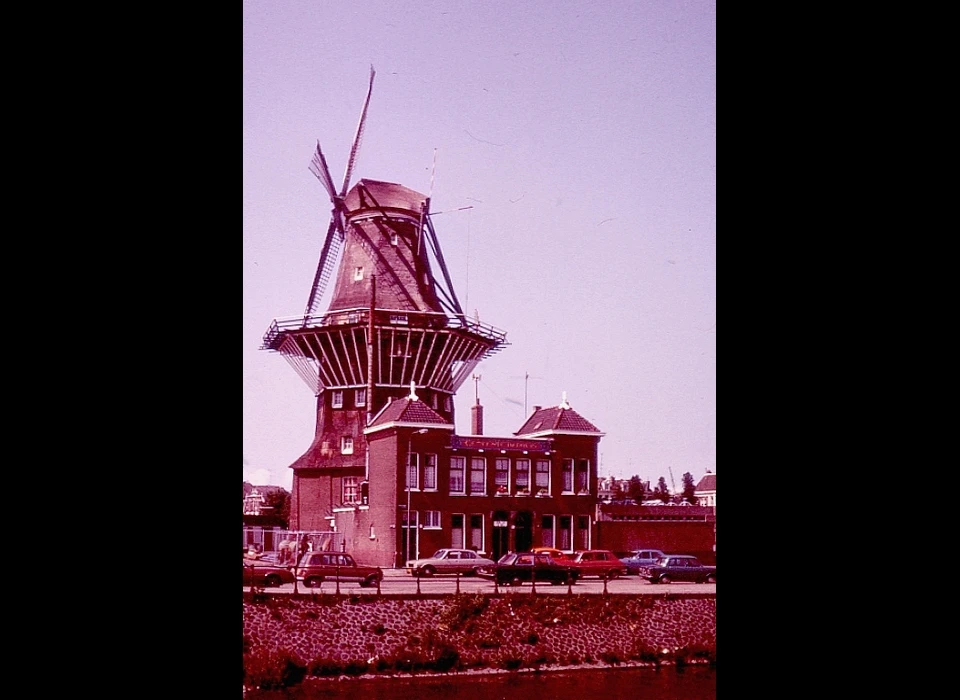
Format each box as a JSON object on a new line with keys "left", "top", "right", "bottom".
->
{"left": 514, "top": 396, "right": 603, "bottom": 437}
{"left": 365, "top": 396, "right": 454, "bottom": 434}
{"left": 695, "top": 473, "right": 716, "bottom": 492}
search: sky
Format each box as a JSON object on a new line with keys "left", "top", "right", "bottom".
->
{"left": 243, "top": 0, "right": 716, "bottom": 492}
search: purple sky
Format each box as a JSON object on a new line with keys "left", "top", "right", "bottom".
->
{"left": 243, "top": 1, "right": 716, "bottom": 491}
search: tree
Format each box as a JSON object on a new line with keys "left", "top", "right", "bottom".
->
{"left": 627, "top": 475, "right": 646, "bottom": 504}
{"left": 264, "top": 488, "right": 290, "bottom": 526}
{"left": 681, "top": 472, "right": 696, "bottom": 503}
{"left": 612, "top": 482, "right": 625, "bottom": 501}
{"left": 654, "top": 477, "right": 670, "bottom": 503}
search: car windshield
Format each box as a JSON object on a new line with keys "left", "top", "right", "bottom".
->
{"left": 430, "top": 550, "right": 448, "bottom": 559}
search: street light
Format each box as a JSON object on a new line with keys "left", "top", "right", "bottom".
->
{"left": 406, "top": 428, "right": 428, "bottom": 567}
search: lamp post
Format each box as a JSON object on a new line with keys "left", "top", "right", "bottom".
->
{"left": 406, "top": 428, "right": 428, "bottom": 567}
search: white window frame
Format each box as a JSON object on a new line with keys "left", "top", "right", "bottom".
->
{"left": 449, "top": 456, "right": 466, "bottom": 495}
{"left": 332, "top": 390, "right": 343, "bottom": 409}
{"left": 451, "top": 513, "right": 465, "bottom": 548}
{"left": 515, "top": 458, "right": 530, "bottom": 491}
{"left": 423, "top": 510, "right": 441, "bottom": 529}
{"left": 469, "top": 513, "right": 484, "bottom": 552}
{"left": 406, "top": 452, "right": 420, "bottom": 490}
{"left": 354, "top": 266, "right": 364, "bottom": 281}
{"left": 576, "top": 459, "right": 590, "bottom": 493}
{"left": 494, "top": 457, "right": 510, "bottom": 494}
{"left": 562, "top": 459, "right": 574, "bottom": 493}
{"left": 343, "top": 476, "right": 359, "bottom": 504}
{"left": 340, "top": 436, "right": 354, "bottom": 454}
{"left": 470, "top": 457, "right": 486, "bottom": 495}
{"left": 423, "top": 453, "right": 437, "bottom": 491}
{"left": 355, "top": 388, "right": 366, "bottom": 407}
{"left": 535, "top": 459, "right": 550, "bottom": 495}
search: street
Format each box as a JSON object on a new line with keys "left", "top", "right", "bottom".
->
{"left": 244, "top": 568, "right": 715, "bottom": 596}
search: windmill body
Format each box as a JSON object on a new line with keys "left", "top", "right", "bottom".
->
{"left": 260, "top": 69, "right": 508, "bottom": 531}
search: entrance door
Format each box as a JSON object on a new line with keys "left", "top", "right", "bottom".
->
{"left": 492, "top": 510, "right": 510, "bottom": 560}
{"left": 514, "top": 511, "right": 533, "bottom": 552}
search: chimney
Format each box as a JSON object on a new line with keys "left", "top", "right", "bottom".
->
{"left": 471, "top": 401, "right": 484, "bottom": 435}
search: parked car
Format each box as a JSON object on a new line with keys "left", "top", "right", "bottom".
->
{"left": 256, "top": 551, "right": 282, "bottom": 565}
{"left": 296, "top": 551, "right": 384, "bottom": 588}
{"left": 242, "top": 559, "right": 295, "bottom": 588}
{"left": 530, "top": 546, "right": 570, "bottom": 560}
{"left": 619, "top": 548, "right": 668, "bottom": 575}
{"left": 476, "top": 552, "right": 580, "bottom": 586}
{"left": 640, "top": 555, "right": 716, "bottom": 584}
{"left": 568, "top": 549, "right": 629, "bottom": 579}
{"left": 405, "top": 548, "right": 496, "bottom": 577}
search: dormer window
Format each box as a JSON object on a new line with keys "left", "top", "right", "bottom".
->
{"left": 354, "top": 266, "right": 364, "bottom": 281}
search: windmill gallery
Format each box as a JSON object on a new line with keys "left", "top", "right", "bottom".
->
{"left": 257, "top": 67, "right": 715, "bottom": 569}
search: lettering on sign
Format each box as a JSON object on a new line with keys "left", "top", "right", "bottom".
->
{"left": 493, "top": 520, "right": 508, "bottom": 527}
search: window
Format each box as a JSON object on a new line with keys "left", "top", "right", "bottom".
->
{"left": 390, "top": 232, "right": 399, "bottom": 246}
{"left": 515, "top": 458, "right": 530, "bottom": 490}
{"left": 343, "top": 477, "right": 359, "bottom": 504}
{"left": 559, "top": 515, "right": 572, "bottom": 550}
{"left": 406, "top": 452, "right": 420, "bottom": 490}
{"left": 402, "top": 510, "right": 418, "bottom": 529}
{"left": 423, "top": 453, "right": 437, "bottom": 490}
{"left": 535, "top": 460, "right": 550, "bottom": 494}
{"left": 562, "top": 459, "right": 574, "bottom": 492}
{"left": 332, "top": 391, "right": 343, "bottom": 408}
{"left": 540, "top": 515, "right": 555, "bottom": 548}
{"left": 355, "top": 388, "right": 366, "bottom": 407}
{"left": 423, "top": 510, "right": 441, "bottom": 528}
{"left": 576, "top": 459, "right": 590, "bottom": 493}
{"left": 470, "top": 514, "right": 483, "bottom": 552}
{"left": 354, "top": 266, "right": 364, "bottom": 281}
{"left": 495, "top": 458, "right": 510, "bottom": 493}
{"left": 444, "top": 396, "right": 452, "bottom": 411}
{"left": 449, "top": 456, "right": 465, "bottom": 494}
{"left": 340, "top": 436, "right": 353, "bottom": 454}
{"left": 451, "top": 513, "right": 464, "bottom": 548}
{"left": 576, "top": 515, "right": 590, "bottom": 549}
{"left": 389, "top": 314, "right": 408, "bottom": 324}
{"left": 470, "top": 457, "right": 486, "bottom": 495}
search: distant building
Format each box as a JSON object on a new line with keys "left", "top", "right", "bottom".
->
{"left": 694, "top": 471, "right": 716, "bottom": 508}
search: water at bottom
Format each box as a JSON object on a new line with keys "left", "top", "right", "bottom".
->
{"left": 244, "top": 664, "right": 716, "bottom": 700}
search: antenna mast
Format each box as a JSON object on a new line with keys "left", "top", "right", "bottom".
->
{"left": 472, "top": 373, "right": 481, "bottom": 404}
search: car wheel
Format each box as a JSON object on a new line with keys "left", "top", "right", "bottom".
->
{"left": 706, "top": 574, "right": 716, "bottom": 584}
{"left": 264, "top": 574, "right": 282, "bottom": 587}
{"left": 659, "top": 575, "right": 672, "bottom": 584}
{"left": 608, "top": 569, "right": 620, "bottom": 580}
{"left": 421, "top": 566, "right": 436, "bottom": 577}
{"left": 304, "top": 576, "right": 322, "bottom": 588}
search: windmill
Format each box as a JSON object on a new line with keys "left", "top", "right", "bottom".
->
{"left": 260, "top": 66, "right": 510, "bottom": 484}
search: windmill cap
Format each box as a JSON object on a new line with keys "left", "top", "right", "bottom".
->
{"left": 344, "top": 179, "right": 426, "bottom": 218}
